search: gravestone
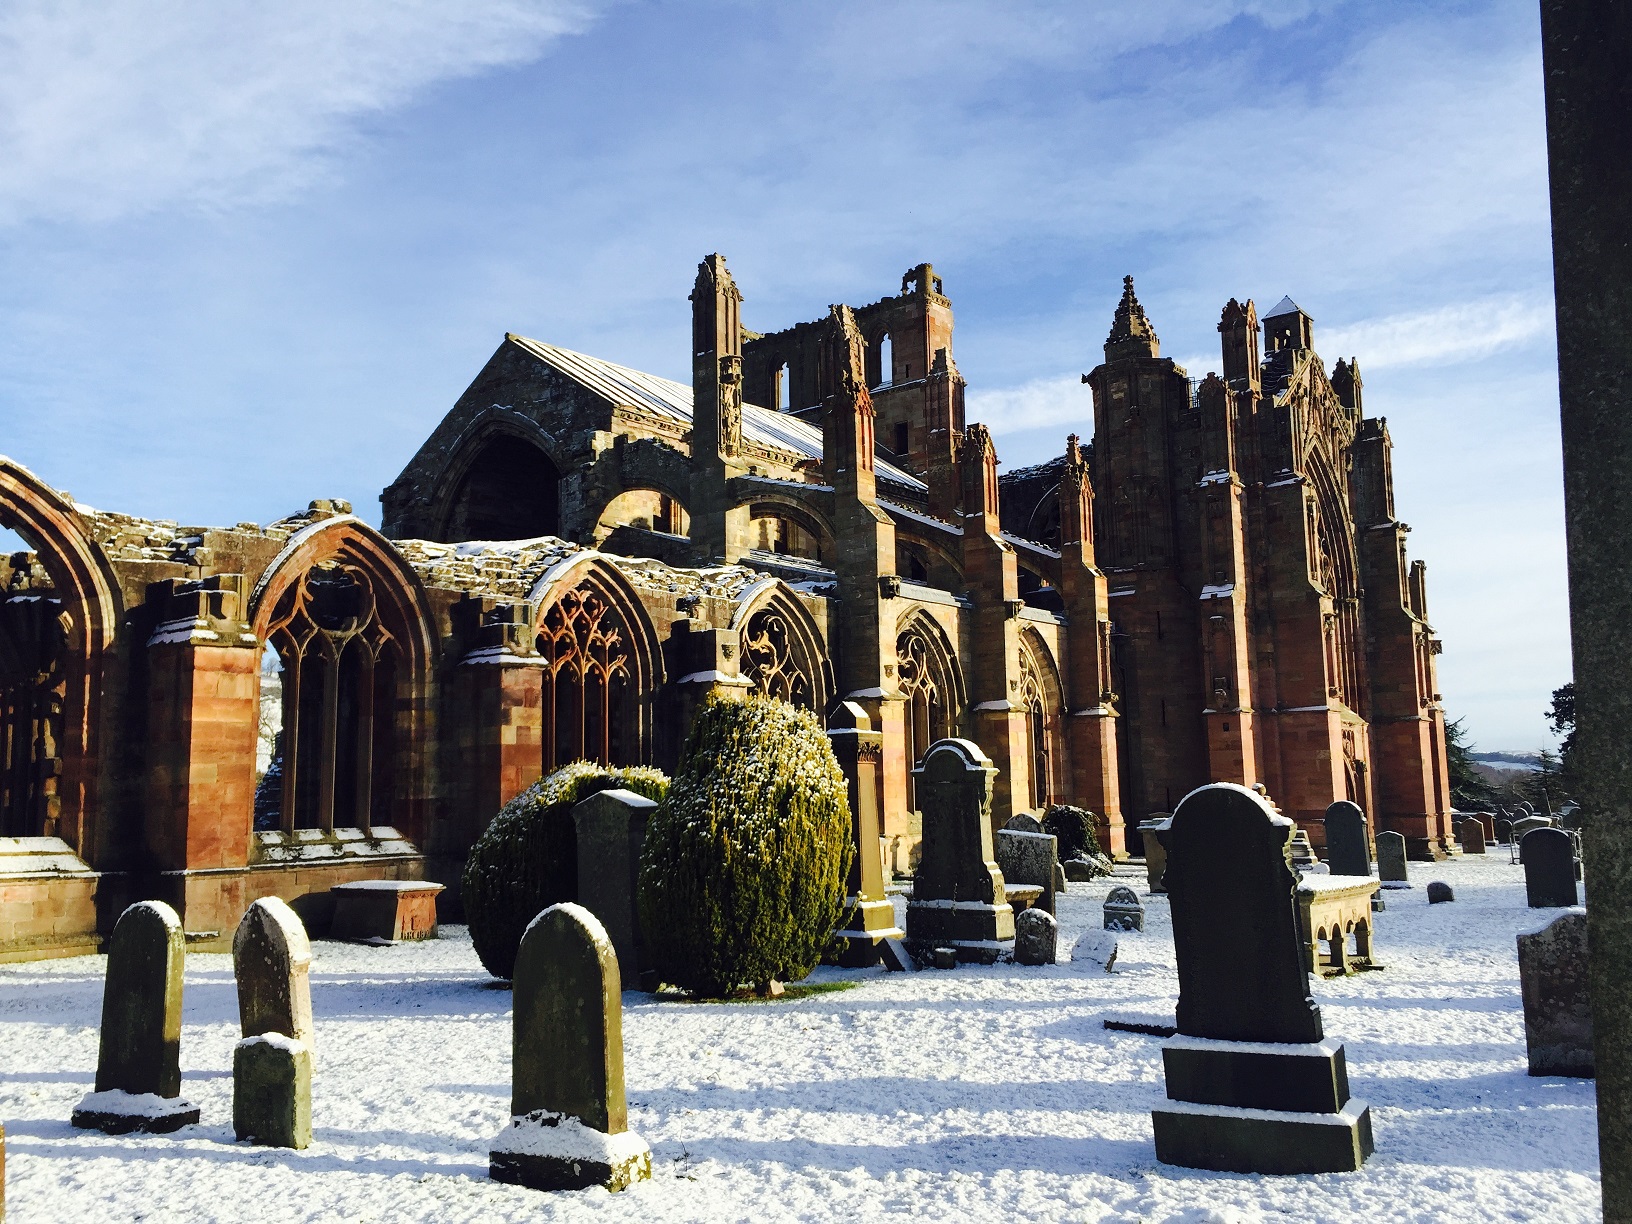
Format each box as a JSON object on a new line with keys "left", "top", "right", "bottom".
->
{"left": 880, "top": 938, "right": 919, "bottom": 973}
{"left": 72, "top": 901, "right": 200, "bottom": 1134}
{"left": 573, "top": 788, "right": 659, "bottom": 989}
{"left": 826, "top": 703, "right": 901, "bottom": 966}
{"left": 1515, "top": 815, "right": 1554, "bottom": 842}
{"left": 1013, "top": 908, "right": 1058, "bottom": 966}
{"left": 490, "top": 903, "right": 651, "bottom": 1193}
{"left": 1496, "top": 819, "right": 1514, "bottom": 845}
{"left": 1152, "top": 783, "right": 1373, "bottom": 1174}
{"left": 1523, "top": 827, "right": 1580, "bottom": 908}
{"left": 1376, "top": 831, "right": 1411, "bottom": 889}
{"left": 1103, "top": 885, "right": 1145, "bottom": 932}
{"left": 1517, "top": 908, "right": 1594, "bottom": 1077}
{"left": 1459, "top": 818, "right": 1486, "bottom": 855}
{"left": 1006, "top": 812, "right": 1044, "bottom": 834}
{"left": 1071, "top": 928, "right": 1118, "bottom": 971}
{"left": 1322, "top": 802, "right": 1371, "bottom": 878}
{"left": 1139, "top": 816, "right": 1172, "bottom": 893}
{"left": 904, "top": 739, "right": 1015, "bottom": 963}
{"left": 233, "top": 897, "right": 314, "bottom": 1050}
{"left": 233, "top": 1035, "right": 312, "bottom": 1149}
{"left": 1427, "top": 881, "right": 1455, "bottom": 903}
{"left": 995, "top": 825, "right": 1058, "bottom": 915}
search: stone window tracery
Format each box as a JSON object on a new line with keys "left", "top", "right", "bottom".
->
{"left": 897, "top": 616, "right": 962, "bottom": 811}
{"left": 538, "top": 584, "right": 633, "bottom": 768}
{"left": 741, "top": 607, "right": 813, "bottom": 710}
{"left": 1020, "top": 638, "right": 1060, "bottom": 811}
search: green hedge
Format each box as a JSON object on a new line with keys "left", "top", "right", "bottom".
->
{"left": 463, "top": 760, "right": 668, "bottom": 980}
{"left": 1043, "top": 803, "right": 1102, "bottom": 860}
{"left": 638, "top": 694, "right": 854, "bottom": 997}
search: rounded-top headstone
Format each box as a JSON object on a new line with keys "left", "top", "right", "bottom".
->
{"left": 1165, "top": 783, "right": 1322, "bottom": 1044}
{"left": 1013, "top": 908, "right": 1058, "bottom": 966}
{"left": 233, "top": 897, "right": 314, "bottom": 1049}
{"left": 96, "top": 901, "right": 186, "bottom": 1098}
{"left": 1427, "top": 881, "right": 1455, "bottom": 903}
{"left": 512, "top": 902, "right": 626, "bottom": 1133}
{"left": 1521, "top": 827, "right": 1580, "bottom": 908}
{"left": 1005, "top": 813, "right": 1044, "bottom": 834}
{"left": 1321, "top": 801, "right": 1370, "bottom": 878}
{"left": 1104, "top": 885, "right": 1142, "bottom": 908}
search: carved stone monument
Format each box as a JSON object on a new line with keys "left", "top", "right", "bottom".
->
{"left": 72, "top": 901, "right": 200, "bottom": 1134}
{"left": 1322, "top": 802, "right": 1371, "bottom": 879}
{"left": 490, "top": 903, "right": 651, "bottom": 1193}
{"left": 1376, "top": 830, "right": 1411, "bottom": 889}
{"left": 1518, "top": 908, "right": 1594, "bottom": 1077}
{"left": 1013, "top": 908, "right": 1058, "bottom": 966}
{"left": 904, "top": 739, "right": 1015, "bottom": 963}
{"left": 1523, "top": 827, "right": 1580, "bottom": 908}
{"left": 1152, "top": 783, "right": 1373, "bottom": 1174}
{"left": 574, "top": 787, "right": 660, "bottom": 989}
{"left": 826, "top": 702, "right": 902, "bottom": 966}
{"left": 996, "top": 816, "right": 1058, "bottom": 915}
{"left": 1103, "top": 885, "right": 1145, "bottom": 932}
{"left": 232, "top": 897, "right": 314, "bottom": 1149}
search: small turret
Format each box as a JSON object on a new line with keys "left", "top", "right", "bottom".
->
{"left": 1105, "top": 276, "right": 1161, "bottom": 362}
{"left": 1332, "top": 358, "right": 1363, "bottom": 414}
{"left": 1262, "top": 296, "right": 1312, "bottom": 353}
{"left": 1218, "top": 298, "right": 1261, "bottom": 392}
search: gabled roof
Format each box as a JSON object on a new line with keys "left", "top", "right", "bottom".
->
{"left": 507, "top": 334, "right": 926, "bottom": 491}
{"left": 1263, "top": 295, "right": 1307, "bottom": 320}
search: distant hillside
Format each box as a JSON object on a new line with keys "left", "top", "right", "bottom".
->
{"left": 1470, "top": 751, "right": 1544, "bottom": 772}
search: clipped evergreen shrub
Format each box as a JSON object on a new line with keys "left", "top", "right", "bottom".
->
{"left": 639, "top": 694, "right": 854, "bottom": 997}
{"left": 463, "top": 759, "right": 668, "bottom": 980}
{"left": 1043, "top": 803, "right": 1101, "bottom": 861}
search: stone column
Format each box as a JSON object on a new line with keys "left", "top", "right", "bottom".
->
{"left": 1539, "top": 6, "right": 1632, "bottom": 1216}
{"left": 826, "top": 701, "right": 902, "bottom": 966}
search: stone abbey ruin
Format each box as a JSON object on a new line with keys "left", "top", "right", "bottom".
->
{"left": 0, "top": 256, "right": 1451, "bottom": 960}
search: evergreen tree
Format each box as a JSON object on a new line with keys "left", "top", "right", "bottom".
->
{"left": 1444, "top": 717, "right": 1498, "bottom": 812}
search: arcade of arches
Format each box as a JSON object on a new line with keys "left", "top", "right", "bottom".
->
{"left": 1, "top": 258, "right": 1452, "bottom": 961}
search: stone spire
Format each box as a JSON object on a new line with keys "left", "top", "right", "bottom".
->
{"left": 820, "top": 304, "right": 877, "bottom": 501}
{"left": 1105, "top": 275, "right": 1160, "bottom": 361}
{"left": 1059, "top": 433, "right": 1095, "bottom": 557}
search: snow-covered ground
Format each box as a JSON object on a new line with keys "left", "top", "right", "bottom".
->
{"left": 1, "top": 853, "right": 1600, "bottom": 1223}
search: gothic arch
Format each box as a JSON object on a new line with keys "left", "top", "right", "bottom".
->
{"left": 250, "top": 516, "right": 436, "bottom": 840}
{"left": 1019, "top": 627, "right": 1067, "bottom": 810}
{"left": 0, "top": 456, "right": 122, "bottom": 853}
{"left": 739, "top": 492, "right": 837, "bottom": 563}
{"left": 427, "top": 409, "right": 568, "bottom": 543}
{"left": 731, "top": 578, "right": 832, "bottom": 713}
{"left": 895, "top": 608, "right": 966, "bottom": 789}
{"left": 529, "top": 553, "right": 665, "bottom": 768}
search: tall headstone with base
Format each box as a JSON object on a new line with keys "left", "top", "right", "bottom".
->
{"left": 72, "top": 901, "right": 200, "bottom": 1134}
{"left": 232, "top": 898, "right": 313, "bottom": 1149}
{"left": 904, "top": 739, "right": 1015, "bottom": 963}
{"left": 1523, "top": 827, "right": 1580, "bottom": 908}
{"left": 1322, "top": 802, "right": 1371, "bottom": 878}
{"left": 1376, "top": 830, "right": 1411, "bottom": 889}
{"left": 1459, "top": 818, "right": 1487, "bottom": 855}
{"left": 490, "top": 903, "right": 651, "bottom": 1193}
{"left": 1152, "top": 783, "right": 1373, "bottom": 1174}
{"left": 1518, "top": 907, "right": 1594, "bottom": 1077}
{"left": 826, "top": 703, "right": 902, "bottom": 965}
{"left": 996, "top": 815, "right": 1059, "bottom": 915}
{"left": 574, "top": 787, "right": 659, "bottom": 990}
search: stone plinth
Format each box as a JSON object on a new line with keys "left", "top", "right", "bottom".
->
{"left": 826, "top": 703, "right": 901, "bottom": 967}
{"left": 233, "top": 1033, "right": 311, "bottom": 1149}
{"left": 1519, "top": 907, "right": 1594, "bottom": 1077}
{"left": 330, "top": 880, "right": 444, "bottom": 943}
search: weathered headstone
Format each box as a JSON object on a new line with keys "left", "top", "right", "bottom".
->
{"left": 826, "top": 702, "right": 901, "bottom": 966}
{"left": 1053, "top": 861, "right": 1068, "bottom": 893}
{"left": 1496, "top": 818, "right": 1514, "bottom": 845}
{"left": 233, "top": 897, "right": 314, "bottom": 1050}
{"left": 1322, "top": 802, "right": 1371, "bottom": 878}
{"left": 1427, "top": 881, "right": 1455, "bottom": 904}
{"left": 1515, "top": 814, "right": 1554, "bottom": 842}
{"left": 72, "top": 901, "right": 200, "bottom": 1134}
{"left": 1139, "top": 816, "right": 1172, "bottom": 893}
{"left": 1376, "top": 830, "right": 1411, "bottom": 889}
{"left": 1518, "top": 908, "right": 1594, "bottom": 1077}
{"left": 995, "top": 826, "right": 1058, "bottom": 915}
{"left": 573, "top": 787, "right": 659, "bottom": 989}
{"left": 1459, "top": 818, "right": 1486, "bottom": 855}
{"left": 490, "top": 903, "right": 651, "bottom": 1193}
{"left": 233, "top": 1035, "right": 312, "bottom": 1149}
{"left": 1523, "top": 827, "right": 1580, "bottom": 908}
{"left": 1152, "top": 783, "right": 1373, "bottom": 1174}
{"left": 1005, "top": 812, "right": 1044, "bottom": 834}
{"left": 1103, "top": 885, "right": 1145, "bottom": 932}
{"left": 1071, "top": 928, "right": 1118, "bottom": 971}
{"left": 904, "top": 739, "right": 1015, "bottom": 963}
{"left": 1013, "top": 908, "right": 1058, "bottom": 966}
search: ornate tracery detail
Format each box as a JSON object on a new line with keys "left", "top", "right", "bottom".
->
{"left": 897, "top": 616, "right": 961, "bottom": 810}
{"left": 1019, "top": 632, "right": 1065, "bottom": 812}
{"left": 538, "top": 584, "right": 633, "bottom": 768}
{"left": 741, "top": 608, "right": 813, "bottom": 709}
{"left": 261, "top": 562, "right": 400, "bottom": 832}
{"left": 0, "top": 558, "right": 67, "bottom": 838}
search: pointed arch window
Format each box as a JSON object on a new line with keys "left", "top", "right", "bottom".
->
{"left": 0, "top": 561, "right": 66, "bottom": 838}
{"left": 741, "top": 607, "right": 814, "bottom": 710}
{"left": 897, "top": 616, "right": 962, "bottom": 810}
{"left": 1020, "top": 643, "right": 1054, "bottom": 810}
{"left": 538, "top": 584, "right": 634, "bottom": 768}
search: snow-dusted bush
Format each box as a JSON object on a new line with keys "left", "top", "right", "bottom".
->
{"left": 463, "top": 760, "right": 668, "bottom": 980}
{"left": 638, "top": 694, "right": 854, "bottom": 997}
{"left": 1043, "top": 803, "right": 1100, "bottom": 860}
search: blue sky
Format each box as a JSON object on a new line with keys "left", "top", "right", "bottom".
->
{"left": 0, "top": 0, "right": 1563, "bottom": 751}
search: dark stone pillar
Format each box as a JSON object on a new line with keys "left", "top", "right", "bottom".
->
{"left": 1539, "top": 4, "right": 1632, "bottom": 1217}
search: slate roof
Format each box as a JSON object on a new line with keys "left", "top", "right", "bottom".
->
{"left": 507, "top": 335, "right": 926, "bottom": 492}
{"left": 1263, "top": 295, "right": 1307, "bottom": 320}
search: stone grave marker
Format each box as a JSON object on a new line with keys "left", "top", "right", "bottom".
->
{"left": 72, "top": 901, "right": 200, "bottom": 1134}
{"left": 1517, "top": 908, "right": 1594, "bottom": 1077}
{"left": 1496, "top": 818, "right": 1514, "bottom": 845}
{"left": 1376, "top": 830, "right": 1411, "bottom": 889}
{"left": 1459, "top": 818, "right": 1486, "bottom": 855}
{"left": 1515, "top": 815, "right": 1554, "bottom": 842}
{"left": 234, "top": 1035, "right": 312, "bottom": 1149}
{"left": 1427, "top": 881, "right": 1454, "bottom": 903}
{"left": 996, "top": 817, "right": 1058, "bottom": 915}
{"left": 1103, "top": 885, "right": 1145, "bottom": 932}
{"left": 1322, "top": 802, "right": 1371, "bottom": 878}
{"left": 1139, "top": 816, "right": 1172, "bottom": 893}
{"left": 232, "top": 897, "right": 314, "bottom": 1149}
{"left": 826, "top": 702, "right": 902, "bottom": 966}
{"left": 573, "top": 787, "right": 659, "bottom": 989}
{"left": 1071, "top": 928, "right": 1118, "bottom": 971}
{"left": 491, "top": 903, "right": 651, "bottom": 1193}
{"left": 880, "top": 938, "right": 919, "bottom": 973}
{"left": 1152, "top": 783, "right": 1373, "bottom": 1174}
{"left": 904, "top": 739, "right": 1015, "bottom": 963}
{"left": 1523, "top": 827, "right": 1579, "bottom": 908}
{"left": 1013, "top": 908, "right": 1058, "bottom": 965}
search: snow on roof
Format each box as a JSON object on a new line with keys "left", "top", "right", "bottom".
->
{"left": 1263, "top": 295, "right": 1307, "bottom": 319}
{"left": 507, "top": 334, "right": 925, "bottom": 491}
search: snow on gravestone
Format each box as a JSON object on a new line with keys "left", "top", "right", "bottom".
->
{"left": 1517, "top": 907, "right": 1594, "bottom": 1077}
{"left": 1152, "top": 783, "right": 1374, "bottom": 1175}
{"left": 231, "top": 898, "right": 315, "bottom": 1150}
{"left": 1013, "top": 908, "right": 1057, "bottom": 965}
{"left": 1376, "top": 830, "right": 1411, "bottom": 889}
{"left": 1103, "top": 885, "right": 1145, "bottom": 933}
{"left": 1322, "top": 802, "right": 1370, "bottom": 879}
{"left": 996, "top": 815, "right": 1058, "bottom": 915}
{"left": 71, "top": 901, "right": 200, "bottom": 1134}
{"left": 490, "top": 903, "right": 651, "bottom": 1193}
{"left": 1523, "top": 828, "right": 1579, "bottom": 908}
{"left": 904, "top": 739, "right": 1015, "bottom": 963}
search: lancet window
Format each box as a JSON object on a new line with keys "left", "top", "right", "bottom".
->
{"left": 1020, "top": 641, "right": 1058, "bottom": 810}
{"left": 0, "top": 555, "right": 66, "bottom": 838}
{"left": 538, "top": 584, "right": 634, "bottom": 768}
{"left": 897, "top": 615, "right": 961, "bottom": 810}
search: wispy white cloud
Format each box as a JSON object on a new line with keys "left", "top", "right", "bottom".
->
{"left": 0, "top": 0, "right": 596, "bottom": 225}
{"left": 967, "top": 374, "right": 1090, "bottom": 436}
{"left": 1320, "top": 295, "right": 1553, "bottom": 369}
